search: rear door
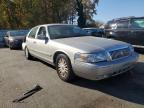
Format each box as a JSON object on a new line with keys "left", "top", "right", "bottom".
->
{"left": 114, "top": 20, "right": 130, "bottom": 43}
{"left": 33, "top": 26, "right": 52, "bottom": 62}
{"left": 129, "top": 18, "right": 144, "bottom": 46}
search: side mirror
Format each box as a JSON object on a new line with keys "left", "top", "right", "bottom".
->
{"left": 5, "top": 35, "right": 8, "bottom": 37}
{"left": 45, "top": 37, "right": 49, "bottom": 43}
{"left": 45, "top": 37, "right": 48, "bottom": 40}
{"left": 37, "top": 34, "right": 49, "bottom": 43}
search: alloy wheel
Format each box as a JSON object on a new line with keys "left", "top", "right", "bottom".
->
{"left": 57, "top": 58, "right": 69, "bottom": 78}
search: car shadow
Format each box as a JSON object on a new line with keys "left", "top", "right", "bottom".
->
{"left": 0, "top": 47, "right": 23, "bottom": 51}
{"left": 32, "top": 58, "right": 56, "bottom": 70}
{"left": 30, "top": 57, "right": 144, "bottom": 105}
{"left": 0, "top": 46, "right": 6, "bottom": 48}
{"left": 70, "top": 62, "right": 144, "bottom": 105}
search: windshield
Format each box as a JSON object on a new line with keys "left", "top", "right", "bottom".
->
{"left": 131, "top": 18, "right": 144, "bottom": 29}
{"left": 9, "top": 30, "right": 29, "bottom": 37}
{"left": 48, "top": 25, "right": 88, "bottom": 39}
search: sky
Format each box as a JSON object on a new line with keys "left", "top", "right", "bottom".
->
{"left": 94, "top": 0, "right": 144, "bottom": 23}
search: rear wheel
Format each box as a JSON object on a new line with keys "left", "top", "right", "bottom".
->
{"left": 25, "top": 47, "right": 32, "bottom": 60}
{"left": 56, "top": 54, "right": 75, "bottom": 82}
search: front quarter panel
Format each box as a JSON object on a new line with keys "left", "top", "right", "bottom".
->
{"left": 48, "top": 40, "right": 84, "bottom": 65}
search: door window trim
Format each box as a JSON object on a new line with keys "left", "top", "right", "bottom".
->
{"left": 36, "top": 26, "right": 47, "bottom": 40}
{"left": 28, "top": 26, "right": 39, "bottom": 39}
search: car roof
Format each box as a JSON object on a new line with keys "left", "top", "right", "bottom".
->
{"left": 7, "top": 30, "right": 29, "bottom": 33}
{"left": 107, "top": 16, "right": 144, "bottom": 24}
{"left": 34, "top": 24, "right": 76, "bottom": 28}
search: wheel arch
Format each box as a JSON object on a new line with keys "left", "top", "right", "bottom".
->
{"left": 53, "top": 51, "right": 71, "bottom": 65}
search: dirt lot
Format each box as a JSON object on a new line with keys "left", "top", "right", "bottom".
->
{"left": 0, "top": 48, "right": 144, "bottom": 108}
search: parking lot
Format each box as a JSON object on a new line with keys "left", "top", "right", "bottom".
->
{"left": 0, "top": 48, "right": 144, "bottom": 108}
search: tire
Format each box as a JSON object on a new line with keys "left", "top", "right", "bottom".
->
{"left": 25, "top": 47, "right": 32, "bottom": 60}
{"left": 56, "top": 54, "right": 75, "bottom": 82}
{"left": 9, "top": 44, "right": 13, "bottom": 50}
{"left": 101, "top": 34, "right": 104, "bottom": 38}
{"left": 9, "top": 47, "right": 13, "bottom": 50}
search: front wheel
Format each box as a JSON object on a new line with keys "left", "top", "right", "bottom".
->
{"left": 56, "top": 54, "right": 75, "bottom": 82}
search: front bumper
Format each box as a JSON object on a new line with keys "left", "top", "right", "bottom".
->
{"left": 22, "top": 42, "right": 26, "bottom": 50}
{"left": 72, "top": 53, "right": 139, "bottom": 80}
{"left": 9, "top": 40, "right": 23, "bottom": 49}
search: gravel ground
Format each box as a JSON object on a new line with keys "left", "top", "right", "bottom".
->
{"left": 0, "top": 48, "right": 144, "bottom": 108}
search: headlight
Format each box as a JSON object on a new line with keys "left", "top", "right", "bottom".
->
{"left": 74, "top": 52, "right": 108, "bottom": 63}
{"left": 109, "top": 32, "right": 113, "bottom": 35}
{"left": 9, "top": 38, "right": 14, "bottom": 41}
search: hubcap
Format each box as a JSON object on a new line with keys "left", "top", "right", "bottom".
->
{"left": 58, "top": 58, "right": 68, "bottom": 78}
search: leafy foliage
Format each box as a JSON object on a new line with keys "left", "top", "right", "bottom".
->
{"left": 0, "top": 0, "right": 99, "bottom": 29}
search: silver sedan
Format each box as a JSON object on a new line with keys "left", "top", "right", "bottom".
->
{"left": 24, "top": 24, "right": 139, "bottom": 82}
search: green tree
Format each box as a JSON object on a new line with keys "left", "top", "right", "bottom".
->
{"left": 76, "top": 0, "right": 86, "bottom": 28}
{"left": 0, "top": 0, "right": 99, "bottom": 29}
{"left": 75, "top": 0, "right": 99, "bottom": 27}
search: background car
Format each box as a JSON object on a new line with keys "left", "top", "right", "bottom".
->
{"left": 24, "top": 24, "right": 138, "bottom": 82}
{"left": 104, "top": 16, "right": 144, "bottom": 48}
{"left": 0, "top": 30, "right": 7, "bottom": 47}
{"left": 4, "top": 30, "right": 29, "bottom": 49}
{"left": 83, "top": 28, "right": 105, "bottom": 37}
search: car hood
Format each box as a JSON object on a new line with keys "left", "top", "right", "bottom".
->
{"left": 10, "top": 36, "right": 25, "bottom": 40}
{"left": 53, "top": 36, "right": 129, "bottom": 53}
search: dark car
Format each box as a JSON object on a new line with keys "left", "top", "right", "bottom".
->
{"left": 0, "top": 30, "right": 7, "bottom": 47}
{"left": 83, "top": 28, "right": 105, "bottom": 37}
{"left": 4, "top": 30, "right": 29, "bottom": 49}
{"left": 104, "top": 16, "right": 144, "bottom": 48}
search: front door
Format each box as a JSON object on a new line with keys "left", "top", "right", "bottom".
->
{"left": 33, "top": 26, "right": 52, "bottom": 62}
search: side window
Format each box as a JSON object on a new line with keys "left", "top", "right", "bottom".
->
{"left": 28, "top": 27, "right": 38, "bottom": 38}
{"left": 131, "top": 18, "right": 144, "bottom": 29}
{"left": 37, "top": 27, "right": 46, "bottom": 40}
{"left": 117, "top": 20, "right": 129, "bottom": 29}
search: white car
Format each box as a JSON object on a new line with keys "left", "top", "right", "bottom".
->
{"left": 24, "top": 24, "right": 138, "bottom": 82}
{"left": 22, "top": 42, "right": 26, "bottom": 50}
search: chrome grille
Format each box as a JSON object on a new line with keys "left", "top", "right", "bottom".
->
{"left": 109, "top": 47, "right": 131, "bottom": 60}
